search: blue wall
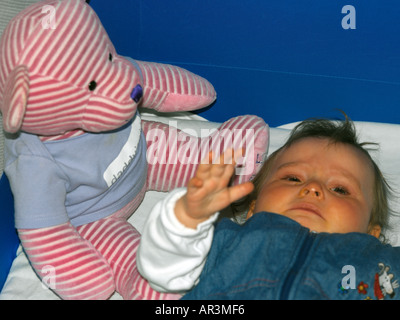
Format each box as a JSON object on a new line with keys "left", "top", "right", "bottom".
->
{"left": 0, "top": 175, "right": 18, "bottom": 292}
{"left": 91, "top": 0, "right": 400, "bottom": 126}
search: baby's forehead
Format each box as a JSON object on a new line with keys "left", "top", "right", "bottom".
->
{"left": 274, "top": 137, "right": 375, "bottom": 171}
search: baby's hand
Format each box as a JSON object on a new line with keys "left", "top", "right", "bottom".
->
{"left": 175, "top": 150, "right": 254, "bottom": 229}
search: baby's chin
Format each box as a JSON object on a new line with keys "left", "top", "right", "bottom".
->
{"left": 275, "top": 211, "right": 375, "bottom": 236}
{"left": 278, "top": 212, "right": 328, "bottom": 233}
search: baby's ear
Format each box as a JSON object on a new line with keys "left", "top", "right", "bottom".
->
{"left": 1, "top": 65, "right": 29, "bottom": 133}
{"left": 246, "top": 200, "right": 257, "bottom": 220}
{"left": 368, "top": 224, "right": 381, "bottom": 239}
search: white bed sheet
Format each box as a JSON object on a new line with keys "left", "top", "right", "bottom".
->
{"left": 1, "top": 112, "right": 399, "bottom": 300}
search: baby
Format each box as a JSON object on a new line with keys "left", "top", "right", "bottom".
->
{"left": 138, "top": 116, "right": 398, "bottom": 300}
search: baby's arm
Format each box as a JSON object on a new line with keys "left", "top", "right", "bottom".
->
{"left": 137, "top": 151, "right": 254, "bottom": 293}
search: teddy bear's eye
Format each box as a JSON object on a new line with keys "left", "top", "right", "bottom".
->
{"left": 109, "top": 53, "right": 113, "bottom": 62}
{"left": 88, "top": 80, "right": 97, "bottom": 91}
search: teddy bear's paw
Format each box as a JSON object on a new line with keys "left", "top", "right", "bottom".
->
{"left": 208, "top": 115, "right": 269, "bottom": 186}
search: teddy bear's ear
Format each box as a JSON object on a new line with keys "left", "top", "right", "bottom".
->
{"left": 1, "top": 65, "right": 29, "bottom": 133}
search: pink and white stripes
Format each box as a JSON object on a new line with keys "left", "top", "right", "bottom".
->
{"left": 17, "top": 182, "right": 182, "bottom": 300}
{"left": 0, "top": 0, "right": 141, "bottom": 136}
{"left": 0, "top": 0, "right": 216, "bottom": 138}
{"left": 136, "top": 60, "right": 216, "bottom": 112}
{"left": 18, "top": 222, "right": 116, "bottom": 300}
{"left": 1, "top": 65, "right": 29, "bottom": 133}
{"left": 19, "top": 213, "right": 181, "bottom": 300}
{"left": 143, "top": 115, "right": 269, "bottom": 192}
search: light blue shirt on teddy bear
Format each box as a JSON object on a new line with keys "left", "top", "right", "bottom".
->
{"left": 4, "top": 113, "right": 147, "bottom": 229}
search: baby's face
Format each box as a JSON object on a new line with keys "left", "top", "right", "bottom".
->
{"left": 251, "top": 137, "right": 380, "bottom": 236}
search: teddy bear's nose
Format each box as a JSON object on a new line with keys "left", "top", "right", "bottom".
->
{"left": 130, "top": 84, "right": 143, "bottom": 103}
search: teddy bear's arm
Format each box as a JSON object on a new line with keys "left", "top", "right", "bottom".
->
{"left": 135, "top": 60, "right": 216, "bottom": 112}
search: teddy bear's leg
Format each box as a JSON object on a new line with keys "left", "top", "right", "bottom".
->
{"left": 18, "top": 223, "right": 116, "bottom": 300}
{"left": 143, "top": 115, "right": 269, "bottom": 192}
{"left": 77, "top": 215, "right": 181, "bottom": 300}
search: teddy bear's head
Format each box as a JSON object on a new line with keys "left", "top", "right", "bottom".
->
{"left": 0, "top": 0, "right": 144, "bottom": 136}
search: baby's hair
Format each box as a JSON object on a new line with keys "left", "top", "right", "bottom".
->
{"left": 232, "top": 114, "right": 393, "bottom": 240}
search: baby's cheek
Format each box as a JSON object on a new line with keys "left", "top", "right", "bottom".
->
{"left": 331, "top": 208, "right": 370, "bottom": 234}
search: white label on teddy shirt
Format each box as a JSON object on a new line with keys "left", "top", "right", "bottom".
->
{"left": 103, "top": 114, "right": 142, "bottom": 187}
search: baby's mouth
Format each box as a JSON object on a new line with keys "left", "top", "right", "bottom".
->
{"left": 288, "top": 202, "right": 324, "bottom": 219}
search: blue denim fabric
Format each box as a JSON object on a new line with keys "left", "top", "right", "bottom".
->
{"left": 182, "top": 212, "right": 400, "bottom": 300}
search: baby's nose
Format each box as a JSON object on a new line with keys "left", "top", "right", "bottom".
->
{"left": 299, "top": 183, "right": 323, "bottom": 198}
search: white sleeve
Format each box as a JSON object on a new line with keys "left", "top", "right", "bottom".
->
{"left": 137, "top": 188, "right": 219, "bottom": 293}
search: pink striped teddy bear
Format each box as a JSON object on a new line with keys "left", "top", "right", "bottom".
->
{"left": 0, "top": 0, "right": 268, "bottom": 299}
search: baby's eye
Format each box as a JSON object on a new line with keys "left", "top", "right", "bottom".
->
{"left": 331, "top": 186, "right": 350, "bottom": 195}
{"left": 283, "top": 175, "right": 301, "bottom": 182}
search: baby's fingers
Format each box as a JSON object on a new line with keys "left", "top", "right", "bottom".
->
{"left": 211, "top": 161, "right": 235, "bottom": 185}
{"left": 187, "top": 176, "right": 203, "bottom": 189}
{"left": 228, "top": 181, "right": 254, "bottom": 203}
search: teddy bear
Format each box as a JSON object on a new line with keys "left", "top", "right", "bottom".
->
{"left": 0, "top": 0, "right": 268, "bottom": 299}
